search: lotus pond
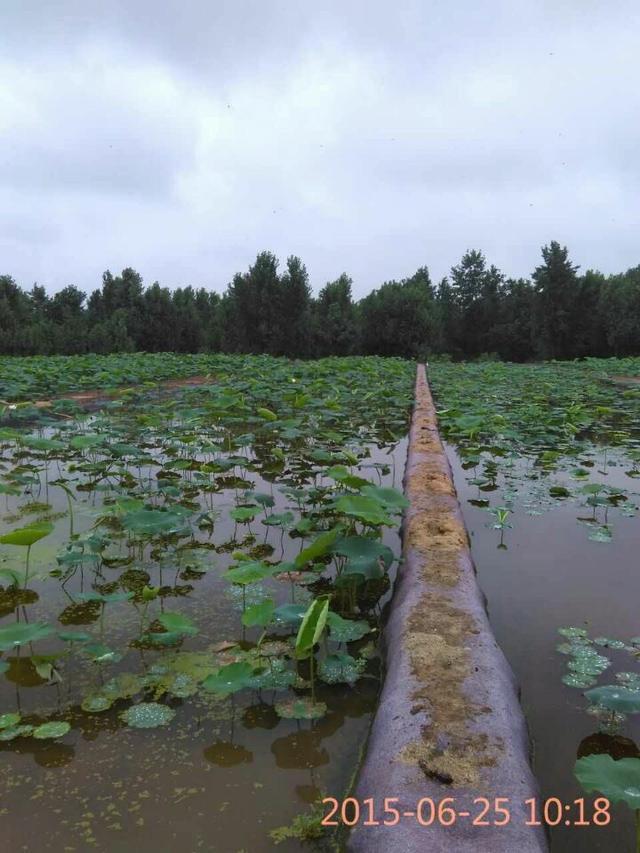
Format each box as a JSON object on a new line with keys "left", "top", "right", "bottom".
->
{"left": 428, "top": 358, "right": 640, "bottom": 853}
{"left": 0, "top": 354, "right": 414, "bottom": 851}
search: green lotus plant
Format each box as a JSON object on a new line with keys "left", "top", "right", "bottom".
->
{"left": 0, "top": 352, "right": 417, "bottom": 840}
{"left": 575, "top": 754, "right": 640, "bottom": 851}
{"left": 0, "top": 521, "right": 54, "bottom": 587}
{"left": 295, "top": 596, "right": 330, "bottom": 710}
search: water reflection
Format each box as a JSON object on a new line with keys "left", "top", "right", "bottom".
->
{"left": 204, "top": 741, "right": 253, "bottom": 767}
{"left": 0, "top": 374, "right": 409, "bottom": 851}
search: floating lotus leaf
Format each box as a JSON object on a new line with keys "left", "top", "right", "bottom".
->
{"left": 567, "top": 654, "right": 610, "bottom": 676}
{"left": 248, "top": 658, "right": 296, "bottom": 691}
{"left": 0, "top": 724, "right": 34, "bottom": 740}
{"left": 162, "top": 651, "right": 218, "bottom": 682}
{"left": 571, "top": 468, "right": 591, "bottom": 479}
{"left": 0, "top": 622, "right": 53, "bottom": 651}
{"left": 562, "top": 673, "right": 597, "bottom": 688}
{"left": 326, "top": 612, "right": 370, "bottom": 643}
{"left": 592, "top": 637, "right": 626, "bottom": 650}
{"left": 120, "top": 703, "right": 176, "bottom": 728}
{"left": 586, "top": 705, "right": 627, "bottom": 733}
{"left": 0, "top": 712, "right": 21, "bottom": 729}
{"left": 274, "top": 697, "right": 327, "bottom": 720}
{"left": 319, "top": 653, "right": 366, "bottom": 685}
{"left": 616, "top": 673, "right": 640, "bottom": 690}
{"left": 33, "top": 721, "right": 71, "bottom": 739}
{"left": 570, "top": 645, "right": 600, "bottom": 658}
{"left": 166, "top": 673, "right": 198, "bottom": 698}
{"left": 81, "top": 693, "right": 113, "bottom": 713}
{"left": 586, "top": 685, "right": 640, "bottom": 713}
{"left": 558, "top": 627, "right": 589, "bottom": 639}
{"left": 588, "top": 526, "right": 612, "bottom": 543}
{"left": 575, "top": 754, "right": 640, "bottom": 809}
{"left": 103, "top": 673, "right": 145, "bottom": 700}
{"left": 202, "top": 662, "right": 257, "bottom": 696}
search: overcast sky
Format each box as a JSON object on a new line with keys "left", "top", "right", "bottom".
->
{"left": 1, "top": 1, "right": 639, "bottom": 297}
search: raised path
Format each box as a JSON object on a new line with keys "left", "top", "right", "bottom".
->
{"left": 348, "top": 364, "right": 547, "bottom": 853}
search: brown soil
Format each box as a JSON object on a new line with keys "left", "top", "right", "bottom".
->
{"left": 27, "top": 374, "right": 213, "bottom": 409}
{"left": 398, "top": 365, "right": 500, "bottom": 786}
{"left": 610, "top": 375, "right": 640, "bottom": 385}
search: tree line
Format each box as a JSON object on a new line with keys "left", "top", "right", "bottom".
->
{"left": 1, "top": 242, "right": 639, "bottom": 361}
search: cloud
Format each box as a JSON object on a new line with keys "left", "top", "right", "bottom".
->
{"left": 1, "top": 1, "right": 639, "bottom": 296}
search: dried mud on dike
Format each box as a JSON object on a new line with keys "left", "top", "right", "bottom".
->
{"left": 348, "top": 364, "right": 548, "bottom": 853}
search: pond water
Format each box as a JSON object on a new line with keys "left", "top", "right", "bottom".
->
{"left": 447, "top": 443, "right": 640, "bottom": 853}
{"left": 0, "top": 362, "right": 413, "bottom": 853}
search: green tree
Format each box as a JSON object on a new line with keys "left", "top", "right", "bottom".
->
{"left": 312, "top": 273, "right": 358, "bottom": 356}
{"left": 277, "top": 256, "right": 311, "bottom": 357}
{"left": 139, "top": 282, "right": 176, "bottom": 351}
{"left": 359, "top": 267, "right": 438, "bottom": 358}
{"left": 90, "top": 269, "right": 145, "bottom": 349}
{"left": 532, "top": 242, "right": 580, "bottom": 359}
{"left": 223, "top": 252, "right": 311, "bottom": 357}
{"left": 490, "top": 278, "right": 535, "bottom": 361}
{"left": 47, "top": 286, "right": 87, "bottom": 353}
{"left": 224, "top": 251, "right": 280, "bottom": 353}
{"left": 599, "top": 267, "right": 640, "bottom": 356}
{"left": 449, "top": 250, "right": 504, "bottom": 358}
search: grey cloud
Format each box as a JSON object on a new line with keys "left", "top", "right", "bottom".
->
{"left": 1, "top": 1, "right": 639, "bottom": 297}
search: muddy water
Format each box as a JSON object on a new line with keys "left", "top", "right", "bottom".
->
{"left": 446, "top": 445, "right": 640, "bottom": 853}
{"left": 0, "top": 437, "right": 407, "bottom": 852}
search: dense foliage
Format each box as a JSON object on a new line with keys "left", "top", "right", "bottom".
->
{"left": 428, "top": 358, "right": 640, "bottom": 547}
{"left": 0, "top": 355, "right": 413, "bottom": 847}
{"left": 429, "top": 359, "right": 640, "bottom": 846}
{"left": 429, "top": 358, "right": 640, "bottom": 455}
{"left": 2, "top": 242, "right": 639, "bottom": 361}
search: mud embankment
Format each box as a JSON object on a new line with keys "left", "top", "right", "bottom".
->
{"left": 348, "top": 364, "right": 547, "bottom": 853}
